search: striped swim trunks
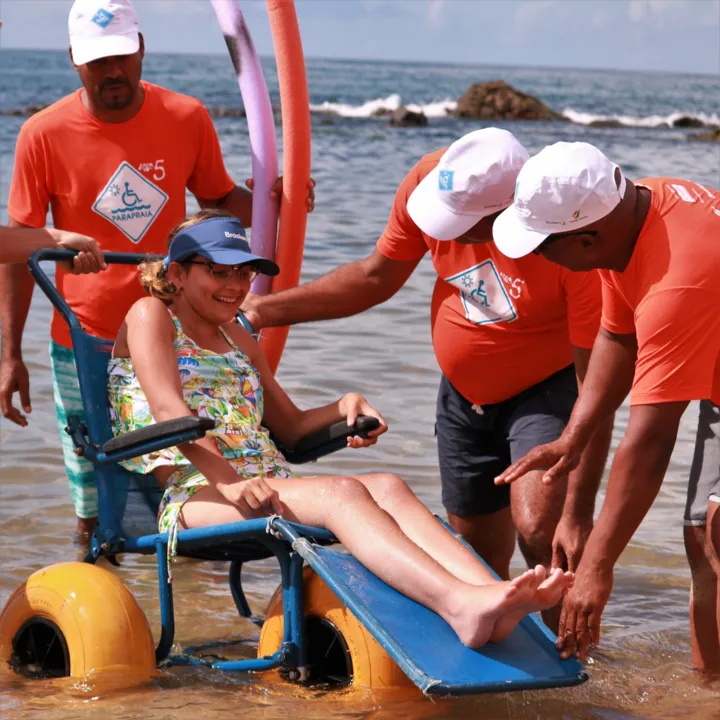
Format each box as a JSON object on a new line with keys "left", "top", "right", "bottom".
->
{"left": 49, "top": 340, "right": 98, "bottom": 519}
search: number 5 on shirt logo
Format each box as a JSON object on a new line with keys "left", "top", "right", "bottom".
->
{"left": 152, "top": 160, "right": 165, "bottom": 182}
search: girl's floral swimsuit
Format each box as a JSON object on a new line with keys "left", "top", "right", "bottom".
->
{"left": 108, "top": 310, "right": 294, "bottom": 577}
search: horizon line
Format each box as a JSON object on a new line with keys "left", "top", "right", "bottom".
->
{"left": 0, "top": 45, "right": 718, "bottom": 79}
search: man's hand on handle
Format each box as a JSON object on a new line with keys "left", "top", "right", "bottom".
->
{"left": 51, "top": 230, "right": 106, "bottom": 274}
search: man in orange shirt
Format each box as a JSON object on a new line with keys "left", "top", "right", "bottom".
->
{"left": 0, "top": 0, "right": 313, "bottom": 543}
{"left": 494, "top": 141, "right": 720, "bottom": 669}
{"left": 243, "top": 128, "right": 613, "bottom": 630}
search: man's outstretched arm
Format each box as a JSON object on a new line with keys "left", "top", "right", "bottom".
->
{"left": 242, "top": 248, "right": 422, "bottom": 329}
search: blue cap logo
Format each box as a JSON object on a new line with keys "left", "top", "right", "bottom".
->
{"left": 91, "top": 9, "right": 115, "bottom": 28}
{"left": 438, "top": 170, "right": 454, "bottom": 192}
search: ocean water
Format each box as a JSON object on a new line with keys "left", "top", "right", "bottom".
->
{"left": 1, "top": 49, "right": 720, "bottom": 719}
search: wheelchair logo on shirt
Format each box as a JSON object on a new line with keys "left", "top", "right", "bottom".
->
{"left": 93, "top": 162, "right": 168, "bottom": 243}
{"left": 445, "top": 260, "right": 518, "bottom": 325}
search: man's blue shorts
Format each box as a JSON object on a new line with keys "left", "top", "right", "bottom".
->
{"left": 436, "top": 366, "right": 578, "bottom": 517}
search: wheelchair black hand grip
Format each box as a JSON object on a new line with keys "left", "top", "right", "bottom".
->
{"left": 292, "top": 415, "right": 381, "bottom": 454}
{"left": 353, "top": 416, "right": 381, "bottom": 433}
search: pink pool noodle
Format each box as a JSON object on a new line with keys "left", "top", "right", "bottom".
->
{"left": 211, "top": 0, "right": 279, "bottom": 297}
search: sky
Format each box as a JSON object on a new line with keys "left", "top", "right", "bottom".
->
{"left": 0, "top": 0, "right": 718, "bottom": 75}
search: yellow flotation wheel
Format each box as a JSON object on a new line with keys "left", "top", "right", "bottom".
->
{"left": 258, "top": 567, "right": 415, "bottom": 691}
{"left": 0, "top": 562, "right": 155, "bottom": 685}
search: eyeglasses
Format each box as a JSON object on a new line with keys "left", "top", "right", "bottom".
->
{"left": 188, "top": 261, "right": 258, "bottom": 284}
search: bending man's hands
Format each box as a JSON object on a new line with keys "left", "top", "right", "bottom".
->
{"left": 551, "top": 513, "right": 593, "bottom": 573}
{"left": 557, "top": 565, "right": 612, "bottom": 659}
{"left": 495, "top": 434, "right": 583, "bottom": 486}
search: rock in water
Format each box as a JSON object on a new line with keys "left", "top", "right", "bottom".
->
{"left": 455, "top": 81, "right": 565, "bottom": 121}
{"left": 388, "top": 107, "right": 428, "bottom": 127}
{"left": 671, "top": 116, "right": 706, "bottom": 129}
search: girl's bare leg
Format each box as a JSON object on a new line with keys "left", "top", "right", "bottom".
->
{"left": 352, "top": 473, "right": 504, "bottom": 586}
{"left": 353, "top": 472, "right": 574, "bottom": 640}
{"left": 179, "top": 475, "right": 549, "bottom": 648}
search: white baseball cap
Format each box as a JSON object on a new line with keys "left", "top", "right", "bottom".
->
{"left": 493, "top": 142, "right": 627, "bottom": 259}
{"left": 407, "top": 128, "right": 529, "bottom": 241}
{"left": 69, "top": 0, "right": 140, "bottom": 66}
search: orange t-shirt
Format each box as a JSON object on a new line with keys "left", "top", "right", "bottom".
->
{"left": 600, "top": 177, "right": 720, "bottom": 406}
{"left": 8, "top": 81, "right": 236, "bottom": 348}
{"left": 377, "top": 150, "right": 602, "bottom": 406}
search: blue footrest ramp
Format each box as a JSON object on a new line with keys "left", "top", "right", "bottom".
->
{"left": 292, "top": 539, "right": 588, "bottom": 696}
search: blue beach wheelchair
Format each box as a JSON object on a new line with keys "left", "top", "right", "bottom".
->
{"left": 0, "top": 250, "right": 588, "bottom": 696}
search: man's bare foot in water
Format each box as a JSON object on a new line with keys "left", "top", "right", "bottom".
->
{"left": 446, "top": 566, "right": 546, "bottom": 648}
{"left": 74, "top": 517, "right": 97, "bottom": 547}
{"left": 489, "top": 567, "right": 574, "bottom": 643}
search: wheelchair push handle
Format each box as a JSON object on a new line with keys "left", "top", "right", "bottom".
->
{"left": 29, "top": 248, "right": 161, "bottom": 273}
{"left": 28, "top": 250, "right": 163, "bottom": 330}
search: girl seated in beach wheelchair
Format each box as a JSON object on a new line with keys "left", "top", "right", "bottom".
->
{"left": 108, "top": 210, "right": 573, "bottom": 650}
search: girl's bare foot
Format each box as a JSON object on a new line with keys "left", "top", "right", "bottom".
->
{"left": 446, "top": 566, "right": 545, "bottom": 648}
{"left": 489, "top": 568, "right": 574, "bottom": 643}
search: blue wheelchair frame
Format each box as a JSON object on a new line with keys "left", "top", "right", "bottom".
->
{"left": 29, "top": 249, "right": 372, "bottom": 679}
{"left": 28, "top": 249, "right": 589, "bottom": 695}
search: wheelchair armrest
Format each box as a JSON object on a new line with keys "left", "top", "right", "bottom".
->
{"left": 279, "top": 415, "right": 381, "bottom": 465}
{"left": 101, "top": 416, "right": 217, "bottom": 455}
